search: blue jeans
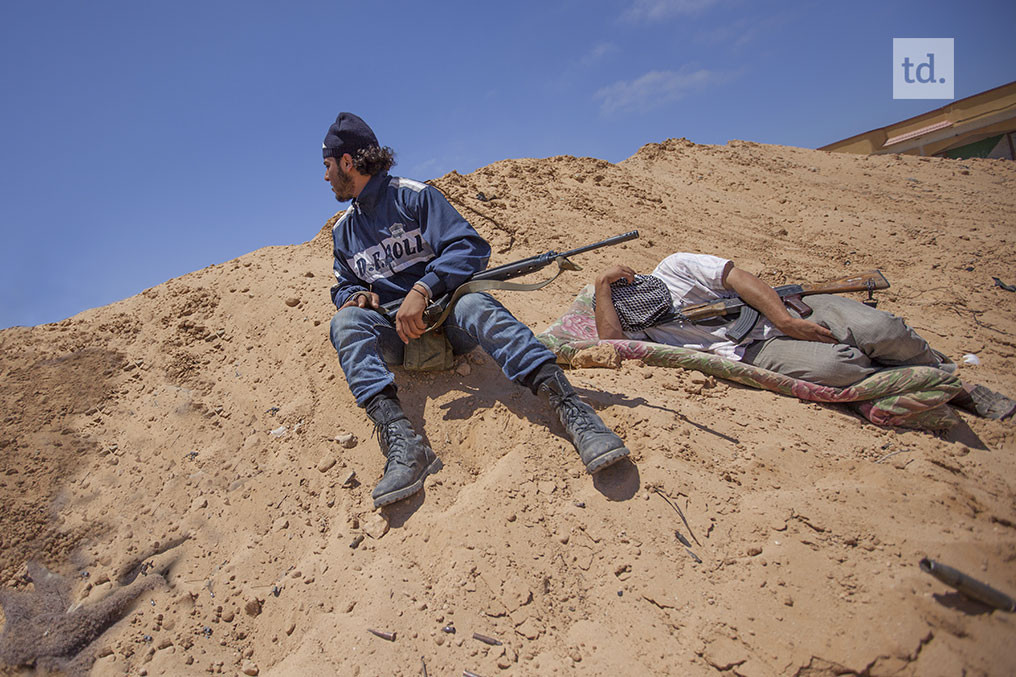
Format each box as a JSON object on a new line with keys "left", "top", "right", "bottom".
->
{"left": 329, "top": 292, "right": 556, "bottom": 406}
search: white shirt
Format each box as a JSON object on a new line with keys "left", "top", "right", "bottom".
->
{"left": 622, "top": 253, "right": 783, "bottom": 361}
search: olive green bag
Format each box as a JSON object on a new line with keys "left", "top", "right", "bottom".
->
{"left": 403, "top": 330, "right": 456, "bottom": 372}
{"left": 400, "top": 256, "right": 583, "bottom": 372}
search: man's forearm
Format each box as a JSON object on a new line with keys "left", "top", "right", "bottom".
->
{"left": 722, "top": 265, "right": 837, "bottom": 344}
{"left": 594, "top": 277, "right": 625, "bottom": 339}
{"left": 410, "top": 281, "right": 431, "bottom": 303}
{"left": 723, "top": 267, "right": 795, "bottom": 329}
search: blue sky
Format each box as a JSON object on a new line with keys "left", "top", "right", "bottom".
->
{"left": 1, "top": 0, "right": 1013, "bottom": 329}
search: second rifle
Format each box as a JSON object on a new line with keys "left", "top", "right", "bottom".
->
{"left": 661, "top": 269, "right": 891, "bottom": 342}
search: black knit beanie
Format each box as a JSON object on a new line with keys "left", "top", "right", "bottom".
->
{"left": 322, "top": 112, "right": 379, "bottom": 160}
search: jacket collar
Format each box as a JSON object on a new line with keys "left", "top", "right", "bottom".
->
{"left": 352, "top": 172, "right": 389, "bottom": 214}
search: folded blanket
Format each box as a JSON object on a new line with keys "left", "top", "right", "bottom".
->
{"left": 536, "top": 285, "right": 963, "bottom": 430}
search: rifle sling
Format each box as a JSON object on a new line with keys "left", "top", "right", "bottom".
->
{"left": 423, "top": 256, "right": 579, "bottom": 332}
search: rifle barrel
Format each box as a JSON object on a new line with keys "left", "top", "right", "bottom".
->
{"left": 558, "top": 230, "right": 639, "bottom": 259}
{"left": 473, "top": 230, "right": 639, "bottom": 282}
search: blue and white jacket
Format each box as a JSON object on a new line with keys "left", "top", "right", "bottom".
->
{"left": 330, "top": 172, "right": 491, "bottom": 309}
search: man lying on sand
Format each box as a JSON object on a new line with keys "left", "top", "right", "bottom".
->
{"left": 593, "top": 253, "right": 1016, "bottom": 420}
{"left": 322, "top": 112, "right": 630, "bottom": 508}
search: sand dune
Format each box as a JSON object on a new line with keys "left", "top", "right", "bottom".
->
{"left": 2, "top": 138, "right": 1015, "bottom": 676}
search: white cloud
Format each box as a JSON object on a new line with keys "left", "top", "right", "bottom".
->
{"left": 407, "top": 157, "right": 442, "bottom": 180}
{"left": 695, "top": 11, "right": 792, "bottom": 49}
{"left": 593, "top": 68, "right": 725, "bottom": 115}
{"left": 581, "top": 42, "right": 620, "bottom": 66}
{"left": 622, "top": 0, "right": 722, "bottom": 22}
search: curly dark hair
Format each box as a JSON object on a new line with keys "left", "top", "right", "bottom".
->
{"left": 352, "top": 145, "right": 396, "bottom": 176}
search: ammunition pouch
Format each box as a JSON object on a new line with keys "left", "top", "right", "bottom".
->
{"left": 403, "top": 329, "right": 456, "bottom": 372}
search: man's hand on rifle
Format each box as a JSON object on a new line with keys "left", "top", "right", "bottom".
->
{"left": 772, "top": 317, "right": 836, "bottom": 343}
{"left": 395, "top": 284, "right": 430, "bottom": 344}
{"left": 340, "top": 290, "right": 380, "bottom": 310}
{"left": 724, "top": 267, "right": 836, "bottom": 344}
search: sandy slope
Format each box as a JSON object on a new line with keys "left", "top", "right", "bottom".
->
{"left": 2, "top": 138, "right": 1015, "bottom": 676}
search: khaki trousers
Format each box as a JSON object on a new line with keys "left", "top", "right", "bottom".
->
{"left": 741, "top": 294, "right": 948, "bottom": 387}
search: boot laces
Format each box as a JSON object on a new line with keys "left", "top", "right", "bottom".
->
{"left": 558, "top": 395, "right": 599, "bottom": 434}
{"left": 372, "top": 419, "right": 414, "bottom": 468}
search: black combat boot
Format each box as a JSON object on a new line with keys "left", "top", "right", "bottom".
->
{"left": 365, "top": 389, "right": 439, "bottom": 508}
{"left": 530, "top": 363, "right": 630, "bottom": 473}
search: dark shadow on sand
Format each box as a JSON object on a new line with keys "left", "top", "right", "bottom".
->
{"left": 572, "top": 386, "right": 740, "bottom": 445}
{"left": 932, "top": 591, "right": 997, "bottom": 615}
{"left": 939, "top": 417, "right": 989, "bottom": 450}
{"left": 591, "top": 459, "right": 640, "bottom": 501}
{"left": 382, "top": 484, "right": 430, "bottom": 528}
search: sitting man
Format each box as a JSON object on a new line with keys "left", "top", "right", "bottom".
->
{"left": 323, "top": 112, "right": 630, "bottom": 509}
{"left": 593, "top": 252, "right": 1015, "bottom": 420}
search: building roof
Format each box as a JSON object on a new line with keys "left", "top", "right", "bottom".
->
{"left": 820, "top": 80, "right": 1016, "bottom": 156}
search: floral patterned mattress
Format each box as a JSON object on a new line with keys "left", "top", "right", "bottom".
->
{"left": 536, "top": 284, "right": 963, "bottom": 430}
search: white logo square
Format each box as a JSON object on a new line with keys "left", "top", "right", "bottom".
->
{"left": 893, "top": 38, "right": 954, "bottom": 100}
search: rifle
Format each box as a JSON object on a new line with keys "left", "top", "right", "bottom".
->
{"left": 380, "top": 230, "right": 639, "bottom": 329}
{"left": 659, "top": 269, "right": 890, "bottom": 343}
{"left": 920, "top": 557, "right": 1016, "bottom": 612}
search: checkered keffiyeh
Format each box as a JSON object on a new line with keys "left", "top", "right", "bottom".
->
{"left": 593, "top": 274, "right": 673, "bottom": 332}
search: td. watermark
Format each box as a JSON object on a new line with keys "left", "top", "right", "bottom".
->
{"left": 893, "top": 38, "right": 954, "bottom": 100}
